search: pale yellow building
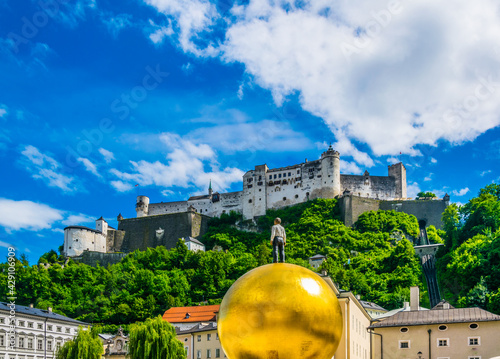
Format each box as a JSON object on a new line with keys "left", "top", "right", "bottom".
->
{"left": 176, "top": 322, "right": 226, "bottom": 359}
{"left": 369, "top": 288, "right": 500, "bottom": 359}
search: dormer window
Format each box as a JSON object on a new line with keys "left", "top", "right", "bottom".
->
{"left": 185, "top": 313, "right": 190, "bottom": 319}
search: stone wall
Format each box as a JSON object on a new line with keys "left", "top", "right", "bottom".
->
{"left": 73, "top": 251, "right": 127, "bottom": 267}
{"left": 340, "top": 175, "right": 397, "bottom": 200}
{"left": 339, "top": 194, "right": 449, "bottom": 229}
{"left": 106, "top": 228, "right": 126, "bottom": 253}
{"left": 380, "top": 198, "right": 448, "bottom": 229}
{"left": 117, "top": 211, "right": 210, "bottom": 252}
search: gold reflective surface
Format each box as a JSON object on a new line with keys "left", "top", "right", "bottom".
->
{"left": 218, "top": 263, "right": 343, "bottom": 359}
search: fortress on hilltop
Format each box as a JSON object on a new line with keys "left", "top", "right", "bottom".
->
{"left": 136, "top": 145, "right": 407, "bottom": 219}
{"left": 63, "top": 146, "right": 450, "bottom": 266}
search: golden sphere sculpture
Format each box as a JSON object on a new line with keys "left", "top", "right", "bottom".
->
{"left": 218, "top": 263, "right": 343, "bottom": 359}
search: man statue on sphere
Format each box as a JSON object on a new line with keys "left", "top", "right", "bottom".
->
{"left": 270, "top": 217, "right": 286, "bottom": 263}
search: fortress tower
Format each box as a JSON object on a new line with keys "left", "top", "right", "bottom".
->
{"left": 320, "top": 145, "right": 341, "bottom": 198}
{"left": 136, "top": 195, "right": 150, "bottom": 217}
{"left": 388, "top": 163, "right": 407, "bottom": 199}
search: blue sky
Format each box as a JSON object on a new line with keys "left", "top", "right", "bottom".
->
{"left": 0, "top": 0, "right": 499, "bottom": 263}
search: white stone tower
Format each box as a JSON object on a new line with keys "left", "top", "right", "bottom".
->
{"left": 320, "top": 145, "right": 341, "bottom": 198}
{"left": 136, "top": 195, "right": 150, "bottom": 217}
{"left": 95, "top": 217, "right": 108, "bottom": 236}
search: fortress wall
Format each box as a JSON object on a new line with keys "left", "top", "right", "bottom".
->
{"left": 380, "top": 199, "right": 448, "bottom": 229}
{"left": 340, "top": 175, "right": 397, "bottom": 200}
{"left": 339, "top": 195, "right": 381, "bottom": 227}
{"left": 106, "top": 229, "right": 126, "bottom": 253}
{"left": 73, "top": 251, "right": 127, "bottom": 267}
{"left": 64, "top": 228, "right": 107, "bottom": 257}
{"left": 211, "top": 192, "right": 243, "bottom": 215}
{"left": 117, "top": 212, "right": 209, "bottom": 252}
{"left": 148, "top": 201, "right": 188, "bottom": 215}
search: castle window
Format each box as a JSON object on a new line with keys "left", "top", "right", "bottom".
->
{"left": 75, "top": 239, "right": 78, "bottom": 242}
{"left": 295, "top": 195, "right": 298, "bottom": 199}
{"left": 248, "top": 184, "right": 253, "bottom": 188}
{"left": 247, "top": 178, "right": 253, "bottom": 183}
{"left": 69, "top": 247, "right": 71, "bottom": 249}
{"left": 297, "top": 170, "right": 300, "bottom": 174}
{"left": 274, "top": 174, "right": 277, "bottom": 179}
{"left": 283, "top": 173, "right": 286, "bottom": 177}
{"left": 279, "top": 174, "right": 282, "bottom": 178}
{"left": 269, "top": 175, "right": 272, "bottom": 180}
{"left": 259, "top": 175, "right": 262, "bottom": 180}
{"left": 249, "top": 200, "right": 252, "bottom": 203}
{"left": 288, "top": 172, "right": 291, "bottom": 176}
{"left": 283, "top": 197, "right": 287, "bottom": 201}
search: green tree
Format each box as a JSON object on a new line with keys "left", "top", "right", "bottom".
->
{"left": 417, "top": 191, "right": 437, "bottom": 198}
{"left": 55, "top": 327, "right": 103, "bottom": 359}
{"left": 128, "top": 316, "right": 186, "bottom": 359}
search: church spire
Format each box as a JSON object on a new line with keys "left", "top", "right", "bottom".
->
{"left": 209, "top": 179, "right": 213, "bottom": 196}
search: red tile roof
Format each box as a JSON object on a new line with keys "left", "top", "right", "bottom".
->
{"left": 163, "top": 305, "right": 220, "bottom": 323}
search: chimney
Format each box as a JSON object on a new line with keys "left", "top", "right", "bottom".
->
{"left": 48, "top": 307, "right": 52, "bottom": 313}
{"left": 355, "top": 295, "right": 361, "bottom": 300}
{"left": 403, "top": 302, "right": 410, "bottom": 310}
{"left": 29, "top": 304, "right": 34, "bottom": 308}
{"left": 443, "top": 302, "right": 450, "bottom": 309}
{"left": 410, "top": 286, "right": 420, "bottom": 311}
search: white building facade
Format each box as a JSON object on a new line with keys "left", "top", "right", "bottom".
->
{"left": 0, "top": 302, "right": 88, "bottom": 359}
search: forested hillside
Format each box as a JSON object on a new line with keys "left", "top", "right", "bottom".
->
{"left": 3, "top": 184, "right": 499, "bottom": 330}
{"left": 437, "top": 183, "right": 500, "bottom": 314}
{"left": 0, "top": 198, "right": 425, "bottom": 329}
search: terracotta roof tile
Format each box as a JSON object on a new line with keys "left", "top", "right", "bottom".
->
{"left": 163, "top": 305, "right": 220, "bottom": 323}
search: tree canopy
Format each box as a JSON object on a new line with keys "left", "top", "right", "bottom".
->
{"left": 55, "top": 328, "right": 103, "bottom": 359}
{"left": 128, "top": 316, "right": 186, "bottom": 359}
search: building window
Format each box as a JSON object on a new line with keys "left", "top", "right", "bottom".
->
{"left": 216, "top": 348, "right": 221, "bottom": 358}
{"left": 47, "top": 325, "right": 53, "bottom": 331}
{"left": 283, "top": 197, "right": 286, "bottom": 201}
{"left": 66, "top": 328, "right": 70, "bottom": 333}
{"left": 438, "top": 325, "right": 448, "bottom": 331}
{"left": 28, "top": 322, "right": 33, "bottom": 328}
{"left": 469, "top": 323, "right": 479, "bottom": 330}
{"left": 248, "top": 199, "right": 252, "bottom": 203}
{"left": 56, "top": 341, "right": 62, "bottom": 351}
{"left": 468, "top": 337, "right": 480, "bottom": 346}
{"left": 279, "top": 174, "right": 282, "bottom": 178}
{"left": 207, "top": 333, "right": 211, "bottom": 341}
{"left": 0, "top": 335, "right": 4, "bottom": 346}
{"left": 18, "top": 321, "right": 25, "bottom": 327}
{"left": 197, "top": 335, "right": 201, "bottom": 342}
{"left": 400, "top": 327, "right": 409, "bottom": 333}
{"left": 274, "top": 174, "right": 277, "bottom": 179}
{"left": 37, "top": 339, "right": 43, "bottom": 350}
{"left": 18, "top": 337, "right": 24, "bottom": 348}
{"left": 185, "top": 347, "right": 189, "bottom": 355}
{"left": 269, "top": 176, "right": 272, "bottom": 180}
{"left": 38, "top": 323, "right": 43, "bottom": 330}
{"left": 399, "top": 341, "right": 410, "bottom": 349}
{"left": 437, "top": 339, "right": 449, "bottom": 347}
{"left": 28, "top": 338, "right": 33, "bottom": 349}
{"left": 47, "top": 340, "right": 53, "bottom": 351}
{"left": 57, "top": 326, "right": 62, "bottom": 332}
{"left": 468, "top": 357, "right": 481, "bottom": 359}
{"left": 207, "top": 349, "right": 212, "bottom": 358}
{"left": 197, "top": 350, "right": 201, "bottom": 359}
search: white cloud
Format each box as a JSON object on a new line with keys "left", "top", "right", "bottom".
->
{"left": 143, "top": 0, "right": 219, "bottom": 55}
{"left": 407, "top": 182, "right": 421, "bottom": 199}
{"left": 148, "top": 21, "right": 174, "bottom": 44}
{"left": 99, "top": 148, "right": 115, "bottom": 163}
{"left": 0, "top": 106, "right": 7, "bottom": 118}
{"left": 339, "top": 160, "right": 362, "bottom": 175}
{"left": 430, "top": 158, "right": 438, "bottom": 164}
{"left": 0, "top": 198, "right": 64, "bottom": 232}
{"left": 20, "top": 145, "right": 77, "bottom": 192}
{"left": 110, "top": 180, "right": 134, "bottom": 192}
{"left": 147, "top": 0, "right": 500, "bottom": 161}
{"left": 78, "top": 157, "right": 101, "bottom": 177}
{"left": 62, "top": 213, "right": 95, "bottom": 226}
{"left": 0, "top": 240, "right": 13, "bottom": 249}
{"left": 480, "top": 169, "right": 492, "bottom": 176}
{"left": 424, "top": 173, "right": 433, "bottom": 182}
{"left": 103, "top": 13, "right": 132, "bottom": 37}
{"left": 111, "top": 134, "right": 244, "bottom": 193}
{"left": 452, "top": 187, "right": 470, "bottom": 196}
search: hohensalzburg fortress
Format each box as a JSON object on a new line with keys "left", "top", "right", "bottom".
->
{"left": 136, "top": 145, "right": 406, "bottom": 219}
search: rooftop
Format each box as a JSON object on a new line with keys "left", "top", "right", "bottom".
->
{"left": 359, "top": 300, "right": 387, "bottom": 312}
{"left": 184, "top": 237, "right": 204, "bottom": 246}
{"left": 0, "top": 302, "right": 88, "bottom": 325}
{"left": 163, "top": 304, "right": 220, "bottom": 323}
{"left": 370, "top": 307, "right": 500, "bottom": 328}
{"left": 176, "top": 322, "right": 218, "bottom": 334}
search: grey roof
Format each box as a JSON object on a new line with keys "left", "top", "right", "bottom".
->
{"left": 0, "top": 302, "right": 88, "bottom": 325}
{"left": 188, "top": 194, "right": 211, "bottom": 201}
{"left": 309, "top": 254, "right": 326, "bottom": 260}
{"left": 64, "top": 225, "right": 101, "bottom": 234}
{"left": 184, "top": 237, "right": 204, "bottom": 246}
{"left": 176, "top": 322, "right": 217, "bottom": 334}
{"left": 370, "top": 307, "right": 500, "bottom": 328}
{"left": 360, "top": 300, "right": 387, "bottom": 312}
